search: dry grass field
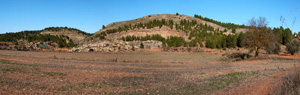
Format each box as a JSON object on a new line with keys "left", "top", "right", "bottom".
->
{"left": 0, "top": 50, "right": 299, "bottom": 94}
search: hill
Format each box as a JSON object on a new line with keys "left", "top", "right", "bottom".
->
{"left": 91, "top": 14, "right": 247, "bottom": 40}
{"left": 0, "top": 27, "right": 90, "bottom": 51}
{"left": 41, "top": 27, "right": 91, "bottom": 44}
{"left": 71, "top": 14, "right": 248, "bottom": 52}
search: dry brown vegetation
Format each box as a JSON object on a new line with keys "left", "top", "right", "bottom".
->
{"left": 0, "top": 50, "right": 299, "bottom": 94}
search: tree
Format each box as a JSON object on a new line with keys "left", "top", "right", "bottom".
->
{"left": 102, "top": 25, "right": 106, "bottom": 29}
{"left": 226, "top": 34, "right": 237, "bottom": 48}
{"left": 282, "top": 27, "right": 293, "bottom": 45}
{"left": 140, "top": 43, "right": 144, "bottom": 49}
{"left": 237, "top": 32, "right": 245, "bottom": 47}
{"left": 221, "top": 36, "right": 227, "bottom": 49}
{"left": 232, "top": 28, "right": 236, "bottom": 33}
{"left": 216, "top": 38, "right": 222, "bottom": 49}
{"left": 244, "top": 17, "right": 277, "bottom": 57}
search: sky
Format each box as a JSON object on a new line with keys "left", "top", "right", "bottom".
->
{"left": 0, "top": 0, "right": 299, "bottom": 34}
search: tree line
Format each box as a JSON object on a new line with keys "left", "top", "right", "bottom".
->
{"left": 194, "top": 14, "right": 247, "bottom": 29}
{"left": 44, "top": 27, "right": 91, "bottom": 36}
{"left": 95, "top": 19, "right": 175, "bottom": 39}
{"left": 0, "top": 30, "right": 42, "bottom": 42}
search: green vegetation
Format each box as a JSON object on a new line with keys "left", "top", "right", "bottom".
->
{"left": 237, "top": 32, "right": 245, "bottom": 47}
{"left": 286, "top": 40, "right": 300, "bottom": 55}
{"left": 113, "top": 17, "right": 246, "bottom": 48}
{"left": 27, "top": 34, "right": 76, "bottom": 48}
{"left": 194, "top": 14, "right": 246, "bottom": 29}
{"left": 140, "top": 43, "right": 144, "bottom": 48}
{"left": 0, "top": 30, "right": 42, "bottom": 42}
{"left": 1, "top": 15, "right": 298, "bottom": 52}
{"left": 102, "top": 25, "right": 106, "bottom": 29}
{"left": 95, "top": 19, "right": 175, "bottom": 39}
{"left": 44, "top": 27, "right": 91, "bottom": 36}
{"left": 165, "top": 36, "right": 186, "bottom": 47}
{"left": 0, "top": 27, "right": 88, "bottom": 48}
{"left": 121, "top": 34, "right": 165, "bottom": 42}
{"left": 273, "top": 26, "right": 293, "bottom": 45}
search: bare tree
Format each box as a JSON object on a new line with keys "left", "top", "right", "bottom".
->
{"left": 244, "top": 17, "right": 276, "bottom": 57}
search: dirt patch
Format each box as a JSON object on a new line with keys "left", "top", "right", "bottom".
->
{"left": 214, "top": 70, "right": 295, "bottom": 95}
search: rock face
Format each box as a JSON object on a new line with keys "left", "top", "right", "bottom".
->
{"left": 69, "top": 40, "right": 162, "bottom": 52}
{"left": 70, "top": 40, "right": 132, "bottom": 52}
{"left": 142, "top": 40, "right": 162, "bottom": 49}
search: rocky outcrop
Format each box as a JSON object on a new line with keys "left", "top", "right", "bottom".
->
{"left": 142, "top": 40, "right": 162, "bottom": 49}
{"left": 69, "top": 40, "right": 163, "bottom": 52}
{"left": 70, "top": 40, "right": 132, "bottom": 52}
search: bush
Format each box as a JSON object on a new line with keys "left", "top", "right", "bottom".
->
{"left": 221, "top": 52, "right": 251, "bottom": 62}
{"left": 266, "top": 43, "right": 281, "bottom": 54}
{"left": 286, "top": 40, "right": 300, "bottom": 55}
{"left": 273, "top": 71, "right": 300, "bottom": 95}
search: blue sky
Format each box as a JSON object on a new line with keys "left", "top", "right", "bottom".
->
{"left": 0, "top": 0, "right": 299, "bottom": 34}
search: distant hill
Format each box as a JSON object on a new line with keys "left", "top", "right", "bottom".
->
{"left": 0, "top": 27, "right": 90, "bottom": 51}
{"left": 41, "top": 27, "right": 91, "bottom": 44}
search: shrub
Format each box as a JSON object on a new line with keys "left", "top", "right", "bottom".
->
{"left": 286, "top": 40, "right": 300, "bottom": 55}
{"left": 222, "top": 52, "right": 251, "bottom": 62}
{"left": 273, "top": 71, "right": 300, "bottom": 95}
{"left": 266, "top": 43, "right": 281, "bottom": 54}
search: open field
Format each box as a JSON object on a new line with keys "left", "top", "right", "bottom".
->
{"left": 0, "top": 50, "right": 299, "bottom": 94}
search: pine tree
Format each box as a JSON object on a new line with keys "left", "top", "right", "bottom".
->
{"left": 282, "top": 27, "right": 293, "bottom": 45}
{"left": 237, "top": 32, "right": 245, "bottom": 47}
{"left": 102, "top": 25, "right": 105, "bottom": 29}
{"left": 140, "top": 43, "right": 144, "bottom": 49}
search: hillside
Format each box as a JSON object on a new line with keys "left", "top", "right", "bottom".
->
{"left": 71, "top": 14, "right": 248, "bottom": 52}
{"left": 0, "top": 27, "right": 90, "bottom": 51}
{"left": 41, "top": 27, "right": 91, "bottom": 44}
{"left": 92, "top": 14, "right": 247, "bottom": 40}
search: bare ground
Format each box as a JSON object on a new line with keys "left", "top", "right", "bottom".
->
{"left": 0, "top": 50, "right": 299, "bottom": 94}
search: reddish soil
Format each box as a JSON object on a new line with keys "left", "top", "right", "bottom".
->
{"left": 214, "top": 70, "right": 294, "bottom": 95}
{"left": 0, "top": 50, "right": 299, "bottom": 94}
